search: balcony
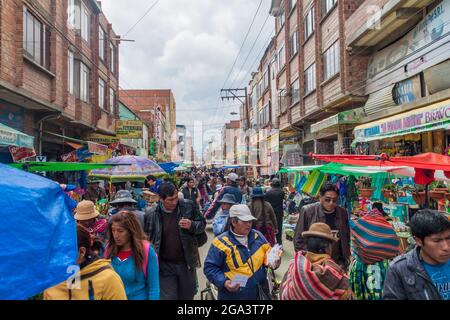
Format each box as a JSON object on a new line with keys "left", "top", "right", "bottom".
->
{"left": 345, "top": 0, "right": 435, "bottom": 53}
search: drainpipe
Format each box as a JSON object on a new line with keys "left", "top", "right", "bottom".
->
{"left": 37, "top": 114, "right": 61, "bottom": 155}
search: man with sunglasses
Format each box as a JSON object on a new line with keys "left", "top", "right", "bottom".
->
{"left": 293, "top": 183, "right": 351, "bottom": 270}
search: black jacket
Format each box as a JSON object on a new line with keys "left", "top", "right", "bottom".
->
{"left": 383, "top": 246, "right": 443, "bottom": 300}
{"left": 265, "top": 187, "right": 285, "bottom": 214}
{"left": 144, "top": 199, "right": 206, "bottom": 269}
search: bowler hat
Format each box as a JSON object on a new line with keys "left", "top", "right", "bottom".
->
{"left": 302, "top": 222, "right": 339, "bottom": 242}
{"left": 251, "top": 186, "right": 265, "bottom": 198}
{"left": 74, "top": 200, "right": 100, "bottom": 221}
{"left": 218, "top": 194, "right": 237, "bottom": 205}
{"left": 110, "top": 190, "right": 137, "bottom": 205}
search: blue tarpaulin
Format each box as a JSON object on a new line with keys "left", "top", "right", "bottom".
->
{"left": 0, "top": 163, "right": 77, "bottom": 299}
{"left": 158, "top": 162, "right": 181, "bottom": 174}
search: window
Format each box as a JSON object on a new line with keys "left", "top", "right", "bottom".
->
{"left": 23, "top": 8, "right": 50, "bottom": 69}
{"left": 258, "top": 79, "right": 263, "bottom": 98}
{"left": 68, "top": 50, "right": 74, "bottom": 94}
{"left": 80, "top": 3, "right": 90, "bottom": 42}
{"left": 278, "top": 44, "right": 285, "bottom": 71}
{"left": 67, "top": 0, "right": 76, "bottom": 28}
{"left": 79, "top": 62, "right": 89, "bottom": 102}
{"left": 264, "top": 70, "right": 269, "bottom": 89}
{"left": 99, "top": 28, "right": 105, "bottom": 61}
{"left": 290, "top": 31, "right": 298, "bottom": 57}
{"left": 109, "top": 88, "right": 115, "bottom": 113}
{"left": 279, "top": 86, "right": 287, "bottom": 113}
{"left": 323, "top": 41, "right": 340, "bottom": 80}
{"left": 289, "top": 0, "right": 297, "bottom": 11}
{"left": 291, "top": 78, "right": 300, "bottom": 105}
{"left": 277, "top": 7, "right": 285, "bottom": 31}
{"left": 322, "top": 0, "right": 337, "bottom": 17}
{"left": 304, "top": 63, "right": 316, "bottom": 94}
{"left": 110, "top": 43, "right": 115, "bottom": 73}
{"left": 304, "top": 6, "right": 315, "bottom": 40}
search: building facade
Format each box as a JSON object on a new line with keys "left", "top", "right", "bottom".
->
{"left": 0, "top": 0, "right": 120, "bottom": 161}
{"left": 222, "top": 120, "right": 240, "bottom": 165}
{"left": 119, "top": 89, "right": 176, "bottom": 161}
{"left": 118, "top": 100, "right": 149, "bottom": 157}
{"left": 346, "top": 0, "right": 450, "bottom": 156}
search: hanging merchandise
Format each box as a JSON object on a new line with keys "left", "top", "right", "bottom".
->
{"left": 301, "top": 170, "right": 327, "bottom": 197}
{"left": 371, "top": 175, "right": 388, "bottom": 201}
{"left": 414, "top": 168, "right": 435, "bottom": 185}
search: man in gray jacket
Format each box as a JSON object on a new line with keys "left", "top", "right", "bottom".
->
{"left": 383, "top": 209, "right": 450, "bottom": 300}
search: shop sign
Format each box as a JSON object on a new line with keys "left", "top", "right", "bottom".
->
{"left": 311, "top": 109, "right": 363, "bottom": 133}
{"left": 116, "top": 120, "right": 143, "bottom": 139}
{"left": 9, "top": 146, "right": 36, "bottom": 162}
{"left": 87, "top": 141, "right": 108, "bottom": 155}
{"left": 85, "top": 133, "right": 120, "bottom": 144}
{"left": 368, "top": 0, "right": 449, "bottom": 79}
{"left": 393, "top": 76, "right": 422, "bottom": 105}
{"left": 354, "top": 99, "right": 450, "bottom": 141}
{"left": 61, "top": 150, "right": 77, "bottom": 162}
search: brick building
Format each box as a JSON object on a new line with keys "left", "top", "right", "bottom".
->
{"left": 222, "top": 120, "right": 240, "bottom": 165}
{"left": 119, "top": 89, "right": 177, "bottom": 161}
{"left": 0, "top": 0, "right": 119, "bottom": 161}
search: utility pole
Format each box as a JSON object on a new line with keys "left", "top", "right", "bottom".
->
{"left": 220, "top": 88, "right": 249, "bottom": 165}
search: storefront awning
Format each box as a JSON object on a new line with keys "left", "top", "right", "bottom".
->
{"left": 353, "top": 98, "right": 450, "bottom": 144}
{"left": 311, "top": 108, "right": 364, "bottom": 133}
{"left": 0, "top": 123, "right": 34, "bottom": 149}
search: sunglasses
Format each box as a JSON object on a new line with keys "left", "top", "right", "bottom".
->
{"left": 323, "top": 198, "right": 338, "bottom": 203}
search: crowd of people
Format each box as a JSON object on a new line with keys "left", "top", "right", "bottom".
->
{"left": 40, "top": 168, "right": 449, "bottom": 301}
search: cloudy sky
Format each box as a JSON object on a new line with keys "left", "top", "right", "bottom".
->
{"left": 101, "top": 0, "right": 274, "bottom": 155}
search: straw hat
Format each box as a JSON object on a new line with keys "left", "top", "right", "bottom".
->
{"left": 301, "top": 223, "right": 339, "bottom": 242}
{"left": 74, "top": 200, "right": 100, "bottom": 221}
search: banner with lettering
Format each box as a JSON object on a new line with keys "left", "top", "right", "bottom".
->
{"left": 9, "top": 146, "right": 36, "bottom": 162}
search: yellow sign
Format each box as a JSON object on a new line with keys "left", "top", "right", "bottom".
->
{"left": 116, "top": 120, "right": 143, "bottom": 139}
{"left": 85, "top": 133, "right": 120, "bottom": 144}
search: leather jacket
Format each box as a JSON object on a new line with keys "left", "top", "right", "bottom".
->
{"left": 144, "top": 199, "right": 206, "bottom": 269}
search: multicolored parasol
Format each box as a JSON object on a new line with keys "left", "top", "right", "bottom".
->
{"left": 89, "top": 155, "right": 165, "bottom": 182}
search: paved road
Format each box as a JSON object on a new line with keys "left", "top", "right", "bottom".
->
{"left": 195, "top": 224, "right": 295, "bottom": 300}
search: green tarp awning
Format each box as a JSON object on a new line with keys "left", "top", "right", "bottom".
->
{"left": 9, "top": 162, "right": 114, "bottom": 172}
{"left": 280, "top": 163, "right": 390, "bottom": 177}
{"left": 0, "top": 123, "right": 34, "bottom": 149}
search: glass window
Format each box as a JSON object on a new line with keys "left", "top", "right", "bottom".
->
{"left": 304, "top": 6, "right": 315, "bottom": 40}
{"left": 290, "top": 31, "right": 298, "bottom": 57}
{"left": 323, "top": 41, "right": 340, "bottom": 80}
{"left": 289, "top": 0, "right": 297, "bottom": 11}
{"left": 23, "top": 8, "right": 49, "bottom": 68}
{"left": 68, "top": 50, "right": 74, "bottom": 94}
{"left": 81, "top": 3, "right": 90, "bottom": 42}
{"left": 98, "top": 78, "right": 105, "bottom": 109}
{"left": 322, "top": 0, "right": 337, "bottom": 17}
{"left": 291, "top": 78, "right": 300, "bottom": 105}
{"left": 99, "top": 28, "right": 105, "bottom": 61}
{"left": 110, "top": 43, "right": 115, "bottom": 73}
{"left": 80, "top": 62, "right": 89, "bottom": 102}
{"left": 109, "top": 88, "right": 115, "bottom": 113}
{"left": 278, "top": 44, "right": 285, "bottom": 70}
{"left": 304, "top": 63, "right": 316, "bottom": 94}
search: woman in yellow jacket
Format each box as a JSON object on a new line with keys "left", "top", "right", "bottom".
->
{"left": 44, "top": 225, "right": 127, "bottom": 300}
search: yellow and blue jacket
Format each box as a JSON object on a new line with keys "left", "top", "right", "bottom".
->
{"left": 203, "top": 229, "right": 271, "bottom": 300}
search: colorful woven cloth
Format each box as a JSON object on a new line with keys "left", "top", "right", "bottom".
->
{"left": 280, "top": 251, "right": 351, "bottom": 300}
{"left": 349, "top": 258, "right": 390, "bottom": 300}
{"left": 301, "top": 170, "right": 327, "bottom": 197}
{"left": 350, "top": 210, "right": 401, "bottom": 265}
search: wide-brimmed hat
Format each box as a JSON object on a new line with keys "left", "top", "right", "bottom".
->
{"left": 251, "top": 187, "right": 265, "bottom": 198}
{"left": 110, "top": 190, "right": 137, "bottom": 205}
{"left": 302, "top": 222, "right": 338, "bottom": 242}
{"left": 229, "top": 204, "right": 256, "bottom": 222}
{"left": 74, "top": 200, "right": 100, "bottom": 221}
{"left": 218, "top": 194, "right": 237, "bottom": 205}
